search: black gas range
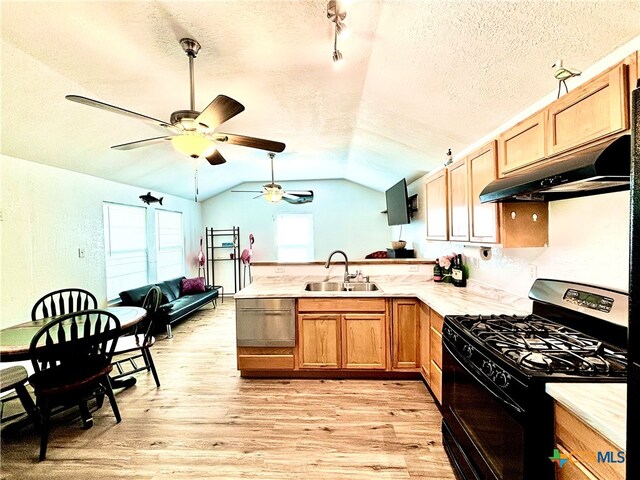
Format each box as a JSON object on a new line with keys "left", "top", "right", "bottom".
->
{"left": 441, "top": 278, "right": 628, "bottom": 480}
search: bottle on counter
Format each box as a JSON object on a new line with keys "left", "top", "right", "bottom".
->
{"left": 433, "top": 259, "right": 443, "bottom": 282}
{"left": 452, "top": 254, "right": 466, "bottom": 287}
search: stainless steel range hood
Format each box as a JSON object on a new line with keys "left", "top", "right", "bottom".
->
{"left": 479, "top": 135, "right": 630, "bottom": 203}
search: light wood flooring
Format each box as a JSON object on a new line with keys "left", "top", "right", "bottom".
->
{"left": 1, "top": 299, "right": 456, "bottom": 479}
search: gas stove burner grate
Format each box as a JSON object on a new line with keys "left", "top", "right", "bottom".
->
{"left": 450, "top": 313, "right": 627, "bottom": 377}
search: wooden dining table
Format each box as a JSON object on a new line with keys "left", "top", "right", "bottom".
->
{"left": 0, "top": 306, "right": 146, "bottom": 430}
{"left": 0, "top": 306, "right": 147, "bottom": 362}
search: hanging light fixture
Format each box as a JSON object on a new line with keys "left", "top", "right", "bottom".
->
{"left": 327, "top": 0, "right": 347, "bottom": 64}
{"left": 263, "top": 186, "right": 284, "bottom": 203}
{"left": 171, "top": 132, "right": 217, "bottom": 159}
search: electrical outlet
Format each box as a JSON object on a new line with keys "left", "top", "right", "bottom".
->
{"left": 470, "top": 257, "right": 479, "bottom": 269}
{"left": 408, "top": 265, "right": 419, "bottom": 272}
{"left": 528, "top": 264, "right": 537, "bottom": 280}
{"left": 275, "top": 266, "right": 285, "bottom": 273}
{"left": 78, "top": 248, "right": 85, "bottom": 258}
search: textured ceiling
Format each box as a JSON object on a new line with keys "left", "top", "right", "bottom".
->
{"left": 1, "top": 1, "right": 639, "bottom": 201}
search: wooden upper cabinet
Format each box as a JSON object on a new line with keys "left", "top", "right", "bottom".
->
{"left": 498, "top": 111, "right": 546, "bottom": 176}
{"left": 425, "top": 169, "right": 448, "bottom": 241}
{"left": 547, "top": 63, "right": 628, "bottom": 156}
{"left": 447, "top": 158, "right": 469, "bottom": 242}
{"left": 342, "top": 313, "right": 387, "bottom": 370}
{"left": 468, "top": 141, "right": 499, "bottom": 244}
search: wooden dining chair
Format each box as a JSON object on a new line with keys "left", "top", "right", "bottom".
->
{"left": 111, "top": 286, "right": 162, "bottom": 387}
{"left": 31, "top": 288, "right": 98, "bottom": 320}
{"left": 28, "top": 310, "right": 122, "bottom": 461}
{"left": 0, "top": 365, "right": 39, "bottom": 426}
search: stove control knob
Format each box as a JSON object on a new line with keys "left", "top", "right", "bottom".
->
{"left": 462, "top": 344, "right": 473, "bottom": 358}
{"left": 495, "top": 371, "right": 510, "bottom": 388}
{"left": 482, "top": 361, "right": 494, "bottom": 376}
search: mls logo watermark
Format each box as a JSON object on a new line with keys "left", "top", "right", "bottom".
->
{"left": 550, "top": 448, "right": 626, "bottom": 468}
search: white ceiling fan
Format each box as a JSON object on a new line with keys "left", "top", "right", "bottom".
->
{"left": 232, "top": 153, "right": 313, "bottom": 204}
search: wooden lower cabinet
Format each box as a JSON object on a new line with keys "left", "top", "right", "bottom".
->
{"left": 554, "top": 402, "right": 624, "bottom": 480}
{"left": 342, "top": 313, "right": 386, "bottom": 369}
{"left": 429, "top": 310, "right": 444, "bottom": 404}
{"left": 298, "top": 314, "right": 341, "bottom": 369}
{"left": 391, "top": 298, "right": 420, "bottom": 369}
{"left": 297, "top": 298, "right": 387, "bottom": 370}
{"left": 418, "top": 302, "right": 430, "bottom": 381}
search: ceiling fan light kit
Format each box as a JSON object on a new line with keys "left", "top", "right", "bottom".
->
{"left": 65, "top": 37, "right": 286, "bottom": 166}
{"left": 263, "top": 186, "right": 284, "bottom": 203}
{"left": 171, "top": 133, "right": 216, "bottom": 159}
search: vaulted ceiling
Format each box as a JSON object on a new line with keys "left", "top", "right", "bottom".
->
{"left": 2, "top": 1, "right": 639, "bottom": 201}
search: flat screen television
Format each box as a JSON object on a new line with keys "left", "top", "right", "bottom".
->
{"left": 385, "top": 178, "right": 410, "bottom": 226}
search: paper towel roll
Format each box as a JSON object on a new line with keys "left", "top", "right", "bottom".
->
{"left": 463, "top": 245, "right": 493, "bottom": 262}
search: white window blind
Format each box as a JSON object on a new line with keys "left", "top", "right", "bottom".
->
{"left": 276, "top": 213, "right": 314, "bottom": 262}
{"left": 156, "top": 210, "right": 185, "bottom": 281}
{"left": 103, "top": 203, "right": 148, "bottom": 301}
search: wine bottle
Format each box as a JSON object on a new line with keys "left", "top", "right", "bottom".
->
{"left": 452, "top": 255, "right": 463, "bottom": 287}
{"left": 452, "top": 254, "right": 466, "bottom": 287}
{"left": 433, "top": 259, "right": 443, "bottom": 282}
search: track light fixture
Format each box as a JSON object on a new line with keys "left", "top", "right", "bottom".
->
{"left": 327, "top": 0, "right": 347, "bottom": 64}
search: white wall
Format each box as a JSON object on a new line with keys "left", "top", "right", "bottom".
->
{"left": 201, "top": 179, "right": 391, "bottom": 262}
{"left": 0, "top": 154, "right": 202, "bottom": 327}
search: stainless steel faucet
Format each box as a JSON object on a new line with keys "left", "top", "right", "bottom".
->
{"left": 324, "top": 250, "right": 357, "bottom": 283}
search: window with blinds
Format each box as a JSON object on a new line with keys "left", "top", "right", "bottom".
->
{"left": 103, "top": 203, "right": 148, "bottom": 301}
{"left": 156, "top": 210, "right": 185, "bottom": 281}
{"left": 276, "top": 213, "right": 314, "bottom": 262}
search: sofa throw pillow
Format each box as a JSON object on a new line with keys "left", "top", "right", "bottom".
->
{"left": 181, "top": 276, "right": 206, "bottom": 295}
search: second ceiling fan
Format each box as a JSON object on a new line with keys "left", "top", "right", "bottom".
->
{"left": 66, "top": 38, "right": 285, "bottom": 165}
{"left": 232, "top": 153, "right": 313, "bottom": 204}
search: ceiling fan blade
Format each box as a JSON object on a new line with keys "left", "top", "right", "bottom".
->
{"left": 195, "top": 95, "right": 245, "bottom": 131}
{"left": 205, "top": 149, "right": 226, "bottom": 165}
{"left": 66, "top": 95, "right": 171, "bottom": 129}
{"left": 231, "top": 190, "right": 263, "bottom": 193}
{"left": 218, "top": 133, "right": 286, "bottom": 153}
{"left": 284, "top": 190, "right": 313, "bottom": 196}
{"left": 252, "top": 193, "right": 265, "bottom": 200}
{"left": 111, "top": 136, "right": 174, "bottom": 150}
{"left": 282, "top": 191, "right": 314, "bottom": 204}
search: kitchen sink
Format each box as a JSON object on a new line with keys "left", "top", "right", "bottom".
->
{"left": 303, "top": 282, "right": 381, "bottom": 292}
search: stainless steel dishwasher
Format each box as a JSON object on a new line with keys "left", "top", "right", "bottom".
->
{"left": 235, "top": 298, "right": 296, "bottom": 347}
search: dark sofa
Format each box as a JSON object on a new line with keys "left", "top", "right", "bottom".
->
{"left": 119, "top": 276, "right": 219, "bottom": 338}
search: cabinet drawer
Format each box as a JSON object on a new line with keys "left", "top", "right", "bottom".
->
{"left": 430, "top": 360, "right": 442, "bottom": 404}
{"left": 554, "top": 403, "right": 624, "bottom": 480}
{"left": 430, "top": 327, "right": 443, "bottom": 368}
{"left": 430, "top": 310, "right": 444, "bottom": 334}
{"left": 298, "top": 298, "right": 386, "bottom": 313}
{"left": 237, "top": 355, "right": 294, "bottom": 370}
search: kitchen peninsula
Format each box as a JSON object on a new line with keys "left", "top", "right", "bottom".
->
{"left": 234, "top": 274, "right": 532, "bottom": 402}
